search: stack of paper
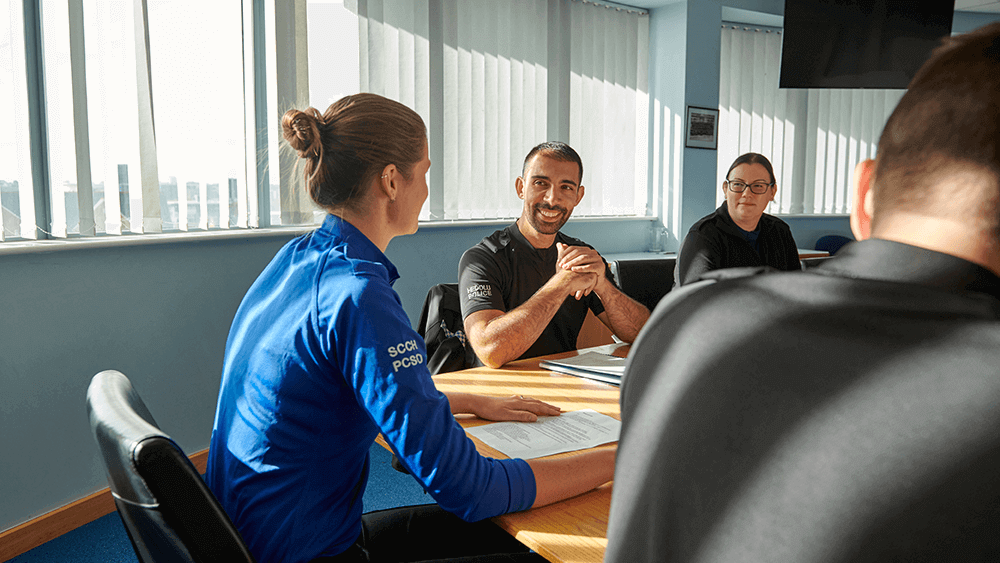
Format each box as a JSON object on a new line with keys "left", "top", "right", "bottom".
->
{"left": 466, "top": 409, "right": 620, "bottom": 459}
{"left": 538, "top": 351, "right": 627, "bottom": 385}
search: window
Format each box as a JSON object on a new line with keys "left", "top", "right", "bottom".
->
{"left": 718, "top": 23, "right": 905, "bottom": 215}
{"left": 3, "top": 0, "right": 650, "bottom": 244}
{"left": 147, "top": 1, "right": 247, "bottom": 231}
{"left": 3, "top": 0, "right": 268, "bottom": 242}
{"left": 1, "top": 0, "right": 32, "bottom": 240}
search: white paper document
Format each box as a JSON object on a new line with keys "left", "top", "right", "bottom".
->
{"left": 465, "top": 409, "right": 621, "bottom": 459}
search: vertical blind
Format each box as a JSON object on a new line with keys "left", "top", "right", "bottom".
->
{"left": 569, "top": 0, "right": 648, "bottom": 218}
{"left": 349, "top": 0, "right": 649, "bottom": 222}
{"left": 718, "top": 23, "right": 905, "bottom": 214}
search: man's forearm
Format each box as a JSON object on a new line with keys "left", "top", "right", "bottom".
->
{"left": 594, "top": 281, "right": 649, "bottom": 342}
{"left": 469, "top": 282, "right": 571, "bottom": 367}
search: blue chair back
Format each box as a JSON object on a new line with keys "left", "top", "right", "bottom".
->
{"left": 815, "top": 235, "right": 853, "bottom": 255}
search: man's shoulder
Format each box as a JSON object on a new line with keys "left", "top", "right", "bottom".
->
{"left": 658, "top": 267, "right": 794, "bottom": 309}
{"left": 466, "top": 224, "right": 518, "bottom": 256}
{"left": 647, "top": 258, "right": 1000, "bottom": 339}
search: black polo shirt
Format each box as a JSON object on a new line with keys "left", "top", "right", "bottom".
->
{"left": 458, "top": 222, "right": 613, "bottom": 362}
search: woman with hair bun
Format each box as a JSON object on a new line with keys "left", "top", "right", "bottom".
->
{"left": 206, "top": 93, "right": 614, "bottom": 563}
{"left": 674, "top": 152, "right": 801, "bottom": 287}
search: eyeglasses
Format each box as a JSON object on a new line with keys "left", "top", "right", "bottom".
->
{"left": 726, "top": 180, "right": 773, "bottom": 194}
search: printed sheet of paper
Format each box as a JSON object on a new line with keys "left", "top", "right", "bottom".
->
{"left": 465, "top": 409, "right": 620, "bottom": 459}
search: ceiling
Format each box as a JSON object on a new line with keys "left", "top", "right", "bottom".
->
{"left": 955, "top": 0, "right": 1000, "bottom": 12}
{"left": 620, "top": 0, "right": 1000, "bottom": 14}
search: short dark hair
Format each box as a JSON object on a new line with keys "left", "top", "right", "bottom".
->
{"left": 522, "top": 142, "right": 584, "bottom": 183}
{"left": 281, "top": 93, "right": 427, "bottom": 212}
{"left": 725, "top": 153, "right": 776, "bottom": 185}
{"left": 872, "top": 22, "right": 1000, "bottom": 238}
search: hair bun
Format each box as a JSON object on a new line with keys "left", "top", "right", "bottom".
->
{"left": 281, "top": 107, "right": 324, "bottom": 159}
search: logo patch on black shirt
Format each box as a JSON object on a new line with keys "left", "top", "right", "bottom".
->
{"left": 467, "top": 284, "right": 492, "bottom": 299}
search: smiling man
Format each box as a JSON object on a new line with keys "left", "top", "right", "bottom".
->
{"left": 458, "top": 142, "right": 649, "bottom": 368}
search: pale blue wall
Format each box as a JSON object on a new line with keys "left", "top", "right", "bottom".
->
{"left": 0, "top": 236, "right": 287, "bottom": 531}
{"left": 0, "top": 218, "right": 649, "bottom": 532}
{"left": 679, "top": 0, "right": 723, "bottom": 238}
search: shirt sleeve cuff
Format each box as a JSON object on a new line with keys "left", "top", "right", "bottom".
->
{"left": 499, "top": 458, "right": 536, "bottom": 513}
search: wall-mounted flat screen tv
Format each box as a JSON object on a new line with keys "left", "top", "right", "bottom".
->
{"left": 779, "top": 0, "right": 955, "bottom": 89}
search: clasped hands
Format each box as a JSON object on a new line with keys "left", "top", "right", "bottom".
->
{"left": 554, "top": 242, "right": 608, "bottom": 300}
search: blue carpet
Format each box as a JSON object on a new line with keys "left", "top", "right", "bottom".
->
{"left": 10, "top": 443, "right": 432, "bottom": 563}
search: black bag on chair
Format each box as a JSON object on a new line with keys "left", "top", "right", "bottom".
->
{"left": 416, "top": 283, "right": 477, "bottom": 376}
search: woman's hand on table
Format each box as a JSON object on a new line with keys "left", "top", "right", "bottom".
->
{"left": 446, "top": 392, "right": 562, "bottom": 422}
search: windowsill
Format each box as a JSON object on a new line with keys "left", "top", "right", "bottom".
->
{"left": 0, "top": 215, "right": 655, "bottom": 256}
{"left": 0, "top": 226, "right": 314, "bottom": 256}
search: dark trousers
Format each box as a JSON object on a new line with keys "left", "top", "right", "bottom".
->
{"left": 310, "top": 504, "right": 546, "bottom": 563}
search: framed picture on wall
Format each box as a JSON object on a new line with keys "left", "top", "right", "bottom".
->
{"left": 685, "top": 106, "right": 719, "bottom": 149}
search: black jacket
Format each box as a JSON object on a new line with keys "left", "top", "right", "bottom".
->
{"left": 675, "top": 203, "right": 800, "bottom": 286}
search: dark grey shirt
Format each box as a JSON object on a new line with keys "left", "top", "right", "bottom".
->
{"left": 607, "top": 239, "right": 1000, "bottom": 563}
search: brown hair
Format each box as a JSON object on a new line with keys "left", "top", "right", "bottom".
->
{"left": 725, "top": 152, "right": 776, "bottom": 185}
{"left": 281, "top": 93, "right": 426, "bottom": 212}
{"left": 872, "top": 22, "right": 1000, "bottom": 237}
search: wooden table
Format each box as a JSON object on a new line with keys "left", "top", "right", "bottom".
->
{"left": 796, "top": 248, "right": 831, "bottom": 259}
{"left": 432, "top": 344, "right": 625, "bottom": 563}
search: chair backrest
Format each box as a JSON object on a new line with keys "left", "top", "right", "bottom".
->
{"left": 815, "top": 234, "right": 853, "bottom": 255}
{"left": 609, "top": 257, "right": 675, "bottom": 313}
{"left": 86, "top": 370, "right": 256, "bottom": 563}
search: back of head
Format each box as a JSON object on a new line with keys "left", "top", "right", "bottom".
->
{"left": 873, "top": 22, "right": 1000, "bottom": 239}
{"left": 522, "top": 141, "right": 584, "bottom": 183}
{"left": 281, "top": 93, "right": 426, "bottom": 213}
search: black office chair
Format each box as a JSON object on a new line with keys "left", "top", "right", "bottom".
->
{"left": 86, "top": 370, "right": 256, "bottom": 563}
{"left": 610, "top": 257, "right": 675, "bottom": 312}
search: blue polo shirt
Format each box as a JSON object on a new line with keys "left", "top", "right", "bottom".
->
{"left": 206, "top": 215, "right": 535, "bottom": 563}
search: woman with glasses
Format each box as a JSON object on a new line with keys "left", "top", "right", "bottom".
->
{"left": 674, "top": 152, "right": 800, "bottom": 287}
